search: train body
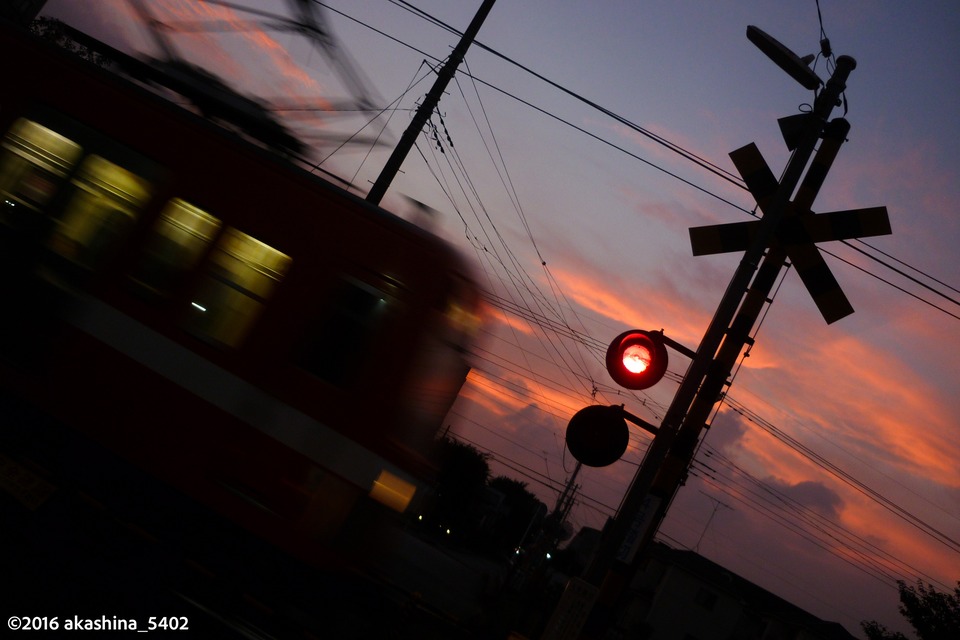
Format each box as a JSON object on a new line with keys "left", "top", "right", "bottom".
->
{"left": 0, "top": 15, "right": 480, "bottom": 595}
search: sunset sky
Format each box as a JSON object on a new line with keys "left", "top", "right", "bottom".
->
{"left": 40, "top": 0, "right": 960, "bottom": 636}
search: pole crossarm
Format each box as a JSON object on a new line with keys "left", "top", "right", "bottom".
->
{"left": 688, "top": 111, "right": 890, "bottom": 323}
{"left": 689, "top": 206, "right": 891, "bottom": 256}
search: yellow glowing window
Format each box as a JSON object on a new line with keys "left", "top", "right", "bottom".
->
{"left": 185, "top": 228, "right": 291, "bottom": 348}
{"left": 369, "top": 470, "right": 416, "bottom": 513}
{"left": 130, "top": 198, "right": 222, "bottom": 297}
{"left": 49, "top": 155, "right": 152, "bottom": 269}
{"left": 0, "top": 118, "right": 82, "bottom": 215}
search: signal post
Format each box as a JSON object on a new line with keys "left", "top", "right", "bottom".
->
{"left": 557, "top": 27, "right": 892, "bottom": 640}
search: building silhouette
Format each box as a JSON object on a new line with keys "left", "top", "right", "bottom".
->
{"left": 559, "top": 530, "right": 857, "bottom": 640}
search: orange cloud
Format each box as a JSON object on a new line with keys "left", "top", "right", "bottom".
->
{"left": 484, "top": 307, "right": 536, "bottom": 336}
{"left": 838, "top": 490, "right": 960, "bottom": 582}
{"left": 548, "top": 265, "right": 708, "bottom": 347}
{"left": 786, "top": 334, "right": 958, "bottom": 486}
{"left": 708, "top": 407, "right": 960, "bottom": 589}
{"left": 458, "top": 369, "right": 527, "bottom": 418}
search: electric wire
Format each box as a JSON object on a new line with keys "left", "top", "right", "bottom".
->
{"left": 693, "top": 469, "right": 900, "bottom": 587}
{"left": 422, "top": 75, "right": 633, "bottom": 417}
{"left": 724, "top": 396, "right": 960, "bottom": 555}
{"left": 364, "top": 1, "right": 960, "bottom": 322}
{"left": 206, "top": 0, "right": 959, "bottom": 325}
{"left": 448, "top": 77, "right": 590, "bottom": 402}
{"left": 78, "top": 0, "right": 960, "bottom": 624}
{"left": 390, "top": 0, "right": 745, "bottom": 189}
{"left": 394, "top": 7, "right": 956, "bottom": 592}
{"left": 458, "top": 61, "right": 602, "bottom": 390}
{"left": 304, "top": 0, "right": 958, "bottom": 591}
{"left": 424, "top": 122, "right": 604, "bottom": 412}
{"left": 691, "top": 444, "right": 953, "bottom": 591}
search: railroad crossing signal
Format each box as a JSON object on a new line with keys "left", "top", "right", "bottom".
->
{"left": 689, "top": 118, "right": 891, "bottom": 323}
{"left": 565, "top": 405, "right": 629, "bottom": 468}
{"left": 553, "top": 25, "right": 893, "bottom": 640}
{"left": 564, "top": 330, "right": 676, "bottom": 467}
{"left": 565, "top": 404, "right": 660, "bottom": 468}
{"left": 605, "top": 330, "right": 669, "bottom": 390}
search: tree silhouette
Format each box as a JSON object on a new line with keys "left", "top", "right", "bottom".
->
{"left": 862, "top": 580, "right": 960, "bottom": 640}
{"left": 428, "top": 438, "right": 490, "bottom": 539}
{"left": 488, "top": 476, "right": 545, "bottom": 554}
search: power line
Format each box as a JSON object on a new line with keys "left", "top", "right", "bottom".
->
{"left": 692, "top": 444, "right": 953, "bottom": 591}
{"left": 307, "top": 0, "right": 958, "bottom": 595}
{"left": 724, "top": 397, "right": 960, "bottom": 555}
{"left": 352, "top": 1, "right": 960, "bottom": 322}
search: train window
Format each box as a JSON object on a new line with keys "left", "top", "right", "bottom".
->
{"left": 0, "top": 119, "right": 82, "bottom": 215}
{"left": 369, "top": 470, "right": 416, "bottom": 513}
{"left": 129, "top": 198, "right": 222, "bottom": 298}
{"left": 48, "top": 154, "right": 152, "bottom": 270}
{"left": 185, "top": 228, "right": 291, "bottom": 348}
{"left": 295, "top": 278, "right": 392, "bottom": 386}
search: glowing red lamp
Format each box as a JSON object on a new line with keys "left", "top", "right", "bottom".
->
{"left": 605, "top": 330, "right": 668, "bottom": 390}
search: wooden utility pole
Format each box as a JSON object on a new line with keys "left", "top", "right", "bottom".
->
{"left": 366, "top": 0, "right": 496, "bottom": 205}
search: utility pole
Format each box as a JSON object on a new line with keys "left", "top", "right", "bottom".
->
{"left": 552, "top": 461, "right": 582, "bottom": 521}
{"left": 366, "top": 0, "right": 496, "bottom": 206}
{"left": 574, "top": 26, "right": 891, "bottom": 639}
{"left": 551, "top": 462, "right": 582, "bottom": 548}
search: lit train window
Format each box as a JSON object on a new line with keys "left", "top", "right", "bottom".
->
{"left": 369, "top": 470, "right": 416, "bottom": 513}
{"left": 129, "top": 199, "right": 222, "bottom": 298}
{"left": 0, "top": 119, "right": 81, "bottom": 234}
{"left": 185, "top": 228, "right": 291, "bottom": 348}
{"left": 48, "top": 155, "right": 152, "bottom": 270}
{"left": 296, "top": 278, "right": 392, "bottom": 386}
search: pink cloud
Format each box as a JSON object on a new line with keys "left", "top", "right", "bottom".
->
{"left": 547, "top": 264, "right": 710, "bottom": 347}
{"left": 776, "top": 332, "right": 959, "bottom": 487}
{"left": 484, "top": 306, "right": 537, "bottom": 336}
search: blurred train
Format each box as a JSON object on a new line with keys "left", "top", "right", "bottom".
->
{"left": 0, "top": 12, "right": 480, "bottom": 608}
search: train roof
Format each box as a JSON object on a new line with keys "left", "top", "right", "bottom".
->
{"left": 3, "top": 17, "right": 475, "bottom": 275}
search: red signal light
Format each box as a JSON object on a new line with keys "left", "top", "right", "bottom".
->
{"left": 606, "top": 330, "right": 668, "bottom": 390}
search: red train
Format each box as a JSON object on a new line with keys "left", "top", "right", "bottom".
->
{"left": 0, "top": 13, "right": 480, "bottom": 600}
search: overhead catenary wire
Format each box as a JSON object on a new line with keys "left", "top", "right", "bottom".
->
{"left": 448, "top": 74, "right": 594, "bottom": 400}
{"left": 413, "top": 73, "right": 638, "bottom": 418}
{"left": 458, "top": 60, "right": 604, "bottom": 388}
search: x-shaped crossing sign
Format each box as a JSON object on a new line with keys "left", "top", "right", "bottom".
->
{"left": 689, "top": 118, "right": 891, "bottom": 323}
